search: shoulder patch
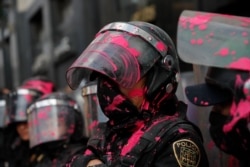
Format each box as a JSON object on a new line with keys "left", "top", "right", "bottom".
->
{"left": 173, "top": 139, "right": 200, "bottom": 167}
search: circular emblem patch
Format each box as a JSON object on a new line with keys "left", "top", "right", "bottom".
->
{"left": 173, "top": 139, "right": 200, "bottom": 167}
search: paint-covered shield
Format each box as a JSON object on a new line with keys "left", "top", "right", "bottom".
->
{"left": 66, "top": 22, "right": 168, "bottom": 89}
{"left": 27, "top": 98, "right": 78, "bottom": 148}
{"left": 177, "top": 10, "right": 250, "bottom": 71}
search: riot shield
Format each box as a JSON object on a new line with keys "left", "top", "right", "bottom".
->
{"left": 177, "top": 10, "right": 250, "bottom": 71}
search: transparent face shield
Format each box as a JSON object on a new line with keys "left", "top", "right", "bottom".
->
{"left": 81, "top": 81, "right": 108, "bottom": 137}
{"left": 27, "top": 99, "right": 78, "bottom": 148}
{"left": 7, "top": 89, "right": 41, "bottom": 124}
{"left": 66, "top": 22, "right": 168, "bottom": 90}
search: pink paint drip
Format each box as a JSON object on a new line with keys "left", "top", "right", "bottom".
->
{"left": 88, "top": 120, "right": 99, "bottom": 130}
{"left": 105, "top": 94, "right": 125, "bottom": 111}
{"left": 178, "top": 128, "right": 187, "bottom": 133}
{"left": 198, "top": 24, "right": 207, "bottom": 31}
{"left": 235, "top": 74, "right": 244, "bottom": 87}
{"left": 128, "top": 48, "right": 140, "bottom": 57}
{"left": 179, "top": 13, "right": 212, "bottom": 32}
{"left": 189, "top": 38, "right": 203, "bottom": 45}
{"left": 37, "top": 111, "right": 48, "bottom": 119}
{"left": 200, "top": 101, "right": 209, "bottom": 106}
{"left": 156, "top": 41, "right": 167, "bottom": 52}
{"left": 228, "top": 57, "right": 250, "bottom": 71}
{"left": 84, "top": 149, "right": 93, "bottom": 156}
{"left": 155, "top": 136, "right": 160, "bottom": 142}
{"left": 223, "top": 99, "right": 250, "bottom": 133}
{"left": 127, "top": 89, "right": 145, "bottom": 98}
{"left": 110, "top": 35, "right": 129, "bottom": 47}
{"left": 194, "top": 97, "right": 198, "bottom": 103}
{"left": 215, "top": 48, "right": 230, "bottom": 57}
{"left": 223, "top": 75, "right": 250, "bottom": 132}
{"left": 207, "top": 140, "right": 215, "bottom": 150}
{"left": 242, "top": 32, "right": 248, "bottom": 37}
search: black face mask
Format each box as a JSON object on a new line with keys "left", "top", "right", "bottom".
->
{"left": 97, "top": 77, "right": 141, "bottom": 129}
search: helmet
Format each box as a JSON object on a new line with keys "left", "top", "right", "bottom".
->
{"left": 27, "top": 92, "right": 84, "bottom": 148}
{"left": 21, "top": 75, "right": 56, "bottom": 94}
{"left": 6, "top": 76, "right": 56, "bottom": 124}
{"left": 66, "top": 21, "right": 179, "bottom": 101}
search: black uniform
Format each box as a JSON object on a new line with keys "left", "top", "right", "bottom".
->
{"left": 1, "top": 126, "right": 30, "bottom": 167}
{"left": 209, "top": 112, "right": 250, "bottom": 167}
{"left": 30, "top": 142, "right": 87, "bottom": 167}
{"left": 69, "top": 100, "right": 208, "bottom": 167}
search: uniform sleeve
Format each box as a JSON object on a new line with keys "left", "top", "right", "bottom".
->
{"left": 153, "top": 124, "right": 209, "bottom": 167}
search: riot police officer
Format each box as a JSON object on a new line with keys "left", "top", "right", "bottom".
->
{"left": 65, "top": 21, "right": 209, "bottom": 167}
{"left": 27, "top": 92, "right": 87, "bottom": 167}
{"left": 5, "top": 76, "right": 56, "bottom": 167}
{"left": 177, "top": 10, "right": 250, "bottom": 167}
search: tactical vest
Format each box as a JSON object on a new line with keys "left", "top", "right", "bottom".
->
{"left": 88, "top": 116, "right": 203, "bottom": 167}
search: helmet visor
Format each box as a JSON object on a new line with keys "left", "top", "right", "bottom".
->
{"left": 7, "top": 89, "right": 41, "bottom": 123}
{"left": 66, "top": 22, "right": 167, "bottom": 89}
{"left": 81, "top": 82, "right": 108, "bottom": 136}
{"left": 27, "top": 99, "right": 76, "bottom": 148}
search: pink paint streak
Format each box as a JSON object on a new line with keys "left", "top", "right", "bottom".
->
{"left": 105, "top": 95, "right": 125, "bottom": 111}
{"left": 128, "top": 48, "right": 140, "bottom": 57}
{"left": 121, "top": 129, "right": 144, "bottom": 156}
{"left": 88, "top": 120, "right": 99, "bottom": 130}
{"left": 194, "top": 97, "right": 198, "bottom": 103}
{"left": 223, "top": 100, "right": 250, "bottom": 133}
